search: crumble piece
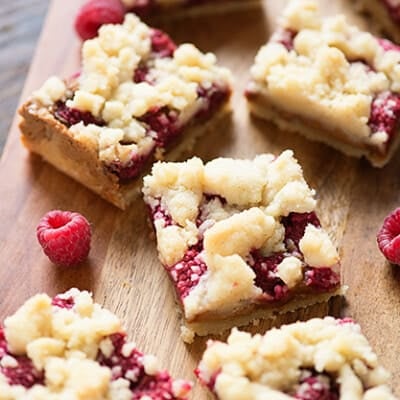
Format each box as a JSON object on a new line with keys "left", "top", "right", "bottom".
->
{"left": 196, "top": 317, "right": 397, "bottom": 400}
{"left": 0, "top": 288, "right": 192, "bottom": 399}
{"left": 246, "top": 0, "right": 400, "bottom": 167}
{"left": 142, "top": 150, "right": 344, "bottom": 342}
{"left": 19, "top": 14, "right": 232, "bottom": 209}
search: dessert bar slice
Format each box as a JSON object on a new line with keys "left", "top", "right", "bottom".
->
{"left": 196, "top": 317, "right": 397, "bottom": 400}
{"left": 246, "top": 0, "right": 400, "bottom": 167}
{"left": 142, "top": 150, "right": 344, "bottom": 342}
{"left": 121, "top": 0, "right": 261, "bottom": 19}
{"left": 0, "top": 288, "right": 192, "bottom": 399}
{"left": 19, "top": 14, "right": 232, "bottom": 209}
{"left": 357, "top": 0, "right": 400, "bottom": 44}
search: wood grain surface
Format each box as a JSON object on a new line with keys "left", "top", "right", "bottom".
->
{"left": 1, "top": 0, "right": 400, "bottom": 397}
{"left": 0, "top": 0, "right": 50, "bottom": 152}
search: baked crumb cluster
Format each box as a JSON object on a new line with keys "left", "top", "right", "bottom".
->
{"left": 0, "top": 289, "right": 191, "bottom": 399}
{"left": 196, "top": 317, "right": 397, "bottom": 400}
{"left": 143, "top": 150, "right": 341, "bottom": 339}
{"left": 248, "top": 0, "right": 400, "bottom": 154}
{"left": 31, "top": 14, "right": 231, "bottom": 180}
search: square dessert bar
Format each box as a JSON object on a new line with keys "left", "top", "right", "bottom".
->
{"left": 121, "top": 0, "right": 261, "bottom": 19}
{"left": 0, "top": 288, "right": 192, "bottom": 399}
{"left": 246, "top": 0, "right": 400, "bottom": 167}
{"left": 142, "top": 150, "right": 344, "bottom": 343}
{"left": 19, "top": 14, "right": 232, "bottom": 209}
{"left": 357, "top": 0, "right": 400, "bottom": 44}
{"left": 196, "top": 317, "right": 397, "bottom": 399}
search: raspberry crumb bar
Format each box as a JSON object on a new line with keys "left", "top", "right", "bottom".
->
{"left": 19, "top": 15, "right": 232, "bottom": 209}
{"left": 246, "top": 0, "right": 400, "bottom": 167}
{"left": 357, "top": 0, "right": 400, "bottom": 44}
{"left": 196, "top": 317, "right": 397, "bottom": 400}
{"left": 142, "top": 150, "right": 344, "bottom": 343}
{"left": 121, "top": 0, "right": 261, "bottom": 19}
{"left": 0, "top": 288, "right": 192, "bottom": 399}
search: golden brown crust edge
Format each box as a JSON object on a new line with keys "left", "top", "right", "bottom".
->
{"left": 19, "top": 101, "right": 140, "bottom": 209}
{"left": 19, "top": 100, "right": 232, "bottom": 209}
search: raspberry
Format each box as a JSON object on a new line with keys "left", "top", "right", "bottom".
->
{"left": 74, "top": 0, "right": 125, "bottom": 41}
{"left": 368, "top": 92, "right": 400, "bottom": 142}
{"left": 36, "top": 210, "right": 91, "bottom": 267}
{"left": 150, "top": 29, "right": 177, "bottom": 58}
{"left": 169, "top": 243, "right": 207, "bottom": 300}
{"left": 54, "top": 101, "right": 105, "bottom": 127}
{"left": 377, "top": 207, "right": 400, "bottom": 264}
{"left": 247, "top": 251, "right": 289, "bottom": 300}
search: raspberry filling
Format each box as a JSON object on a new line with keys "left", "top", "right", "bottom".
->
{"left": 151, "top": 29, "right": 177, "bottom": 58}
{"left": 293, "top": 370, "right": 339, "bottom": 400}
{"left": 382, "top": 0, "right": 400, "bottom": 23}
{"left": 52, "top": 295, "right": 75, "bottom": 309}
{"left": 149, "top": 199, "right": 174, "bottom": 228}
{"left": 168, "top": 243, "right": 207, "bottom": 300}
{"left": 157, "top": 206, "right": 339, "bottom": 303}
{"left": 54, "top": 101, "right": 105, "bottom": 127}
{"left": 0, "top": 328, "right": 44, "bottom": 388}
{"left": 368, "top": 91, "right": 400, "bottom": 146}
{"left": 271, "top": 28, "right": 298, "bottom": 51}
{"left": 247, "top": 251, "right": 289, "bottom": 301}
{"left": 109, "top": 84, "right": 229, "bottom": 182}
{"left": 378, "top": 38, "right": 400, "bottom": 53}
{"left": 282, "top": 212, "right": 321, "bottom": 249}
{"left": 97, "top": 332, "right": 182, "bottom": 399}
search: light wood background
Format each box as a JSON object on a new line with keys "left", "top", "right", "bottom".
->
{"left": 1, "top": 0, "right": 400, "bottom": 397}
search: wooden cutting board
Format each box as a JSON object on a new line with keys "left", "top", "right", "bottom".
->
{"left": 1, "top": 0, "right": 400, "bottom": 397}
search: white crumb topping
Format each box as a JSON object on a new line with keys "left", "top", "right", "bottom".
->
{"left": 276, "top": 256, "right": 303, "bottom": 288}
{"left": 142, "top": 354, "right": 160, "bottom": 375}
{"left": 32, "top": 14, "right": 231, "bottom": 165}
{"left": 249, "top": 0, "right": 400, "bottom": 142}
{"left": 0, "top": 355, "right": 18, "bottom": 368}
{"left": 0, "top": 289, "right": 189, "bottom": 399}
{"left": 143, "top": 150, "right": 339, "bottom": 321}
{"left": 299, "top": 224, "right": 339, "bottom": 267}
{"left": 197, "top": 318, "right": 396, "bottom": 400}
{"left": 32, "top": 76, "right": 66, "bottom": 106}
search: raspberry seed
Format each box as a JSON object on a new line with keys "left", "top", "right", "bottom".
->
{"left": 377, "top": 207, "right": 400, "bottom": 264}
{"left": 36, "top": 210, "right": 91, "bottom": 267}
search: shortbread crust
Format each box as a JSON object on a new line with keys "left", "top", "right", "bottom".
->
{"left": 196, "top": 318, "right": 397, "bottom": 400}
{"left": 0, "top": 288, "right": 191, "bottom": 399}
{"left": 247, "top": 0, "right": 400, "bottom": 167}
{"left": 142, "top": 150, "right": 344, "bottom": 342}
{"left": 19, "top": 14, "right": 232, "bottom": 209}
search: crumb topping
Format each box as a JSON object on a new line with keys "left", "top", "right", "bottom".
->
{"left": 249, "top": 0, "right": 400, "bottom": 145}
{"left": 197, "top": 318, "right": 397, "bottom": 400}
{"left": 0, "top": 289, "right": 191, "bottom": 399}
{"left": 143, "top": 150, "right": 340, "bottom": 320}
{"left": 31, "top": 14, "right": 231, "bottom": 166}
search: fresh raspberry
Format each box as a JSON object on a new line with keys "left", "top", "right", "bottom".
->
{"left": 74, "top": 0, "right": 125, "bottom": 41}
{"left": 36, "top": 210, "right": 91, "bottom": 267}
{"left": 377, "top": 207, "right": 400, "bottom": 264}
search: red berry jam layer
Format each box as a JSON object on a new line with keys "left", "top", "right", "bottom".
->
{"left": 53, "top": 27, "right": 230, "bottom": 183}
{"left": 150, "top": 191, "right": 340, "bottom": 304}
{"left": 0, "top": 290, "right": 191, "bottom": 398}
